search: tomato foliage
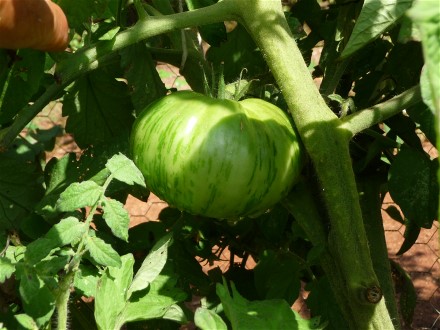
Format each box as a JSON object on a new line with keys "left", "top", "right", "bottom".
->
{"left": 0, "top": 0, "right": 438, "bottom": 329}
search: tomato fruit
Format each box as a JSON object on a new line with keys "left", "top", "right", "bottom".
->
{"left": 130, "top": 91, "right": 303, "bottom": 219}
{"left": 0, "top": 0, "right": 69, "bottom": 51}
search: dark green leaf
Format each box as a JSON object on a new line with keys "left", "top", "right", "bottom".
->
{"left": 35, "top": 255, "right": 70, "bottom": 276}
{"left": 120, "top": 43, "right": 167, "bottom": 114}
{"left": 0, "top": 153, "right": 44, "bottom": 230}
{"left": 383, "top": 205, "right": 404, "bottom": 224}
{"left": 206, "top": 24, "right": 268, "bottom": 82}
{"left": 406, "top": 101, "right": 436, "bottom": 146}
{"left": 63, "top": 68, "right": 134, "bottom": 148}
{"left": 95, "top": 254, "right": 134, "bottom": 330}
{"left": 56, "top": 181, "right": 103, "bottom": 212}
{"left": 389, "top": 147, "right": 438, "bottom": 228}
{"left": 127, "top": 233, "right": 173, "bottom": 297}
{"left": 217, "top": 279, "right": 324, "bottom": 330}
{"left": 0, "top": 257, "right": 15, "bottom": 282}
{"left": 24, "top": 238, "right": 58, "bottom": 265}
{"left": 194, "top": 308, "right": 228, "bottom": 330}
{"left": 254, "top": 250, "right": 301, "bottom": 304}
{"left": 105, "top": 153, "right": 146, "bottom": 187}
{"left": 341, "top": 0, "right": 414, "bottom": 59}
{"left": 306, "top": 277, "right": 349, "bottom": 330}
{"left": 101, "top": 198, "right": 130, "bottom": 241}
{"left": 0, "top": 49, "right": 45, "bottom": 125}
{"left": 390, "top": 260, "right": 417, "bottom": 325}
{"left": 85, "top": 236, "right": 121, "bottom": 267}
{"left": 396, "top": 219, "right": 421, "bottom": 255}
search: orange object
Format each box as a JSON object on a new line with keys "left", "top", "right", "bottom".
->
{"left": 0, "top": 0, "right": 69, "bottom": 51}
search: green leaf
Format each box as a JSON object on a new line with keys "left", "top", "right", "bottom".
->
{"left": 406, "top": 101, "right": 436, "bottom": 146}
{"left": 99, "top": 26, "right": 120, "bottom": 40}
{"left": 341, "top": 0, "right": 414, "bottom": 59}
{"left": 56, "top": 181, "right": 103, "bottom": 212}
{"left": 408, "top": 0, "right": 440, "bottom": 114}
{"left": 120, "top": 43, "right": 166, "bottom": 114}
{"left": 217, "top": 279, "right": 324, "bottom": 330}
{"left": 0, "top": 257, "right": 15, "bottom": 282}
{"left": 63, "top": 68, "right": 134, "bottom": 148}
{"left": 35, "top": 255, "right": 70, "bottom": 276}
{"left": 0, "top": 49, "right": 45, "bottom": 124}
{"left": 0, "top": 153, "right": 44, "bottom": 230}
{"left": 18, "top": 267, "right": 56, "bottom": 327}
{"left": 74, "top": 264, "right": 100, "bottom": 297}
{"left": 194, "top": 308, "right": 228, "bottom": 330}
{"left": 24, "top": 238, "right": 58, "bottom": 265}
{"left": 420, "top": 66, "right": 436, "bottom": 114}
{"left": 95, "top": 254, "right": 134, "bottom": 330}
{"left": 206, "top": 24, "right": 268, "bottom": 82}
{"left": 127, "top": 233, "right": 173, "bottom": 297}
{"left": 101, "top": 198, "right": 130, "bottom": 241}
{"left": 85, "top": 236, "right": 121, "bottom": 267}
{"left": 306, "top": 277, "right": 349, "bottom": 330}
{"left": 254, "top": 250, "right": 301, "bottom": 304}
{"left": 13, "top": 314, "right": 39, "bottom": 330}
{"left": 396, "top": 219, "right": 421, "bottom": 255}
{"left": 105, "top": 153, "right": 146, "bottom": 187}
{"left": 383, "top": 205, "right": 404, "bottom": 224}
{"left": 389, "top": 147, "right": 438, "bottom": 228}
{"left": 45, "top": 216, "right": 87, "bottom": 245}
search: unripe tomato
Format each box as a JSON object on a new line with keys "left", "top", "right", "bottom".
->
{"left": 0, "top": 0, "right": 69, "bottom": 51}
{"left": 130, "top": 91, "right": 304, "bottom": 219}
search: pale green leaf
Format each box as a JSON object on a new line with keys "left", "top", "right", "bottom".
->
{"left": 56, "top": 181, "right": 103, "bottom": 212}
{"left": 45, "top": 216, "right": 87, "bottom": 245}
{"left": 341, "top": 0, "right": 413, "bottom": 59}
{"left": 102, "top": 198, "right": 130, "bottom": 241}
{"left": 14, "top": 314, "right": 38, "bottom": 330}
{"left": 0, "top": 257, "right": 15, "bottom": 282}
{"left": 95, "top": 254, "right": 134, "bottom": 330}
{"left": 195, "top": 308, "right": 228, "bottom": 330}
{"left": 127, "top": 233, "right": 173, "bottom": 297}
{"left": 85, "top": 236, "right": 121, "bottom": 267}
{"left": 105, "top": 153, "right": 146, "bottom": 187}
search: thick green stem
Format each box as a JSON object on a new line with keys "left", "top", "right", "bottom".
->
{"left": 357, "top": 176, "right": 401, "bottom": 329}
{"left": 234, "top": 1, "right": 393, "bottom": 328}
{"left": 340, "top": 85, "right": 422, "bottom": 137}
{"left": 56, "top": 271, "right": 75, "bottom": 330}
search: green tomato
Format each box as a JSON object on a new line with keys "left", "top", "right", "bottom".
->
{"left": 130, "top": 91, "right": 303, "bottom": 219}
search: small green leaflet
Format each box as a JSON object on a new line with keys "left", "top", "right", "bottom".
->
{"left": 194, "top": 308, "right": 228, "bottom": 330}
{"left": 105, "top": 153, "right": 146, "bottom": 187}
{"left": 13, "top": 314, "right": 39, "bottom": 330}
{"left": 101, "top": 198, "right": 130, "bottom": 241}
{"left": 85, "top": 236, "right": 121, "bottom": 267}
{"left": 0, "top": 257, "right": 15, "bottom": 282}
{"left": 45, "top": 216, "right": 87, "bottom": 245}
{"left": 56, "top": 181, "right": 103, "bottom": 212}
{"left": 341, "top": 0, "right": 413, "bottom": 59}
{"left": 127, "top": 233, "right": 173, "bottom": 297}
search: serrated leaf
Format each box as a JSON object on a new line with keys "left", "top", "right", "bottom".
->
{"left": 127, "top": 233, "right": 173, "bottom": 297}
{"left": 194, "top": 308, "right": 228, "bottom": 330}
{"left": 389, "top": 147, "right": 438, "bottom": 228}
{"left": 120, "top": 43, "right": 166, "bottom": 114}
{"left": 45, "top": 216, "right": 87, "bottom": 245}
{"left": 56, "top": 181, "right": 103, "bottom": 212}
{"left": 0, "top": 49, "right": 45, "bottom": 124}
{"left": 217, "top": 279, "right": 325, "bottom": 330}
{"left": 0, "top": 153, "right": 44, "bottom": 230}
{"left": 101, "top": 198, "right": 130, "bottom": 241}
{"left": 106, "top": 153, "right": 145, "bottom": 187}
{"left": 341, "top": 0, "right": 414, "bottom": 59}
{"left": 95, "top": 254, "right": 134, "bottom": 330}
{"left": 85, "top": 236, "right": 121, "bottom": 267}
{"left": 63, "top": 68, "right": 134, "bottom": 148}
{"left": 0, "top": 257, "right": 15, "bottom": 282}
{"left": 74, "top": 264, "right": 100, "bottom": 298}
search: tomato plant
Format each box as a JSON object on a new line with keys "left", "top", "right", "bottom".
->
{"left": 0, "top": 0, "right": 438, "bottom": 330}
{"left": 130, "top": 91, "right": 303, "bottom": 219}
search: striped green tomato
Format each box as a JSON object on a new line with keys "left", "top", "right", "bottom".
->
{"left": 130, "top": 91, "right": 303, "bottom": 219}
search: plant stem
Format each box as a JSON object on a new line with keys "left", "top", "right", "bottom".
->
{"left": 56, "top": 271, "right": 75, "bottom": 330}
{"left": 340, "top": 85, "right": 422, "bottom": 137}
{"left": 233, "top": 1, "right": 393, "bottom": 328}
{"left": 0, "top": 1, "right": 237, "bottom": 149}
